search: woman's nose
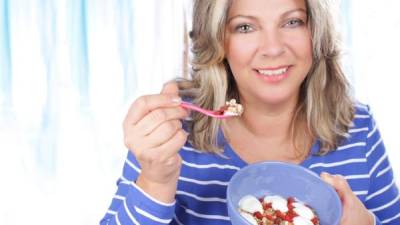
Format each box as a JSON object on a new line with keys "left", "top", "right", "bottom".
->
{"left": 258, "top": 29, "right": 285, "bottom": 58}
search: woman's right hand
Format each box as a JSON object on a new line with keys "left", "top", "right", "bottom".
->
{"left": 123, "top": 82, "right": 189, "bottom": 203}
{"left": 321, "top": 172, "right": 374, "bottom": 225}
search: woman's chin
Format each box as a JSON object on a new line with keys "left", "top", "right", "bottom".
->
{"left": 250, "top": 94, "right": 297, "bottom": 110}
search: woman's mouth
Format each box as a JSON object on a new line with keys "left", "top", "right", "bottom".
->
{"left": 254, "top": 66, "right": 291, "bottom": 82}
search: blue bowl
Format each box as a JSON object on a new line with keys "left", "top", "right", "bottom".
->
{"left": 227, "top": 161, "right": 342, "bottom": 225}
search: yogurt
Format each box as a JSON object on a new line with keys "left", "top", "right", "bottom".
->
{"left": 237, "top": 194, "right": 319, "bottom": 225}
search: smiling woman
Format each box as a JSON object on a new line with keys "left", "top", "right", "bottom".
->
{"left": 1, "top": 0, "right": 399, "bottom": 225}
{"left": 101, "top": 0, "right": 399, "bottom": 225}
{"left": 224, "top": 0, "right": 313, "bottom": 119}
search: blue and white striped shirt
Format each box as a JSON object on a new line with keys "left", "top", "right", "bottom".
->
{"left": 100, "top": 105, "right": 400, "bottom": 225}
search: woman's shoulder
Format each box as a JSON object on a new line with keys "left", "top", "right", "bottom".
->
{"left": 336, "top": 101, "right": 382, "bottom": 156}
{"left": 335, "top": 102, "right": 374, "bottom": 150}
{"left": 354, "top": 101, "right": 371, "bottom": 116}
{"left": 352, "top": 102, "right": 374, "bottom": 129}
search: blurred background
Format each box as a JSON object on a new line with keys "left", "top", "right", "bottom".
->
{"left": 0, "top": 0, "right": 399, "bottom": 224}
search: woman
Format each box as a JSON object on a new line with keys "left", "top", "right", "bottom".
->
{"left": 101, "top": 0, "right": 400, "bottom": 224}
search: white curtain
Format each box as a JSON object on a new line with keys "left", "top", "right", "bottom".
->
{"left": 0, "top": 0, "right": 191, "bottom": 224}
{"left": 345, "top": 0, "right": 400, "bottom": 178}
{"left": 0, "top": 1, "right": 399, "bottom": 224}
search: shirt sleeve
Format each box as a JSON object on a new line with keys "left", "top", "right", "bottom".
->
{"left": 364, "top": 107, "right": 400, "bottom": 225}
{"left": 100, "top": 151, "right": 176, "bottom": 225}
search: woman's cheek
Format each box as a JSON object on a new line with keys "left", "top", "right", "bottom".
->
{"left": 226, "top": 35, "right": 259, "bottom": 67}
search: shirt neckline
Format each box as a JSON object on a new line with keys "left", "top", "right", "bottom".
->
{"left": 217, "top": 129, "right": 320, "bottom": 168}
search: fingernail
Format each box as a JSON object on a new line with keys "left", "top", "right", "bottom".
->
{"left": 321, "top": 172, "right": 332, "bottom": 180}
{"left": 335, "top": 174, "right": 345, "bottom": 179}
{"left": 172, "top": 97, "right": 182, "bottom": 104}
{"left": 321, "top": 172, "right": 329, "bottom": 176}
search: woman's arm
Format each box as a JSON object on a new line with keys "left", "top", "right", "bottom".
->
{"left": 363, "top": 108, "right": 400, "bottom": 225}
{"left": 100, "top": 152, "right": 176, "bottom": 225}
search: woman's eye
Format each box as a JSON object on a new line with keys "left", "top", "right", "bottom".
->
{"left": 284, "top": 19, "right": 304, "bottom": 28}
{"left": 235, "top": 24, "right": 253, "bottom": 33}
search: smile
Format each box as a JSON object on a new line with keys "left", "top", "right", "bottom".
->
{"left": 256, "top": 66, "right": 289, "bottom": 76}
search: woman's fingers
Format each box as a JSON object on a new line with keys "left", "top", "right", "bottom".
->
{"left": 122, "top": 87, "right": 188, "bottom": 160}
{"left": 320, "top": 172, "right": 374, "bottom": 225}
{"left": 132, "top": 120, "right": 182, "bottom": 151}
{"left": 143, "top": 120, "right": 183, "bottom": 148}
{"left": 152, "top": 129, "right": 189, "bottom": 161}
{"left": 161, "top": 81, "right": 180, "bottom": 94}
{"left": 124, "top": 81, "right": 180, "bottom": 127}
{"left": 124, "top": 94, "right": 182, "bottom": 126}
{"left": 135, "top": 107, "right": 188, "bottom": 136}
{"left": 135, "top": 129, "right": 188, "bottom": 165}
{"left": 122, "top": 82, "right": 185, "bottom": 204}
{"left": 321, "top": 172, "right": 351, "bottom": 200}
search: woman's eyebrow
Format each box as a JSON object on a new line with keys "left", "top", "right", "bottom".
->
{"left": 227, "top": 8, "right": 307, "bottom": 24}
{"left": 227, "top": 15, "right": 258, "bottom": 24}
{"left": 281, "top": 8, "right": 308, "bottom": 17}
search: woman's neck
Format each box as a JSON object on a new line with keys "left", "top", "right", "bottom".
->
{"left": 223, "top": 96, "right": 310, "bottom": 163}
{"left": 233, "top": 97, "right": 297, "bottom": 139}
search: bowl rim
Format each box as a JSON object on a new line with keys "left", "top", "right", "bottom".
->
{"left": 226, "top": 161, "right": 342, "bottom": 225}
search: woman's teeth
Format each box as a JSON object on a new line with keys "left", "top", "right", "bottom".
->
{"left": 257, "top": 67, "right": 288, "bottom": 76}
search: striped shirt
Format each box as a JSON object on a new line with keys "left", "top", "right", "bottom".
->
{"left": 100, "top": 105, "right": 400, "bottom": 225}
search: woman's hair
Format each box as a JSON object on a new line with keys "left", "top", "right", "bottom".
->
{"left": 178, "top": 0, "right": 354, "bottom": 155}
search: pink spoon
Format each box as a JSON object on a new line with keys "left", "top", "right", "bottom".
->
{"left": 180, "top": 101, "right": 242, "bottom": 119}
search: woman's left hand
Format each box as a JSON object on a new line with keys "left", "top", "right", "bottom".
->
{"left": 321, "top": 172, "right": 374, "bottom": 225}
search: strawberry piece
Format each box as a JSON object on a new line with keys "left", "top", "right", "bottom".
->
{"left": 287, "top": 197, "right": 295, "bottom": 205}
{"left": 287, "top": 197, "right": 295, "bottom": 211}
{"left": 311, "top": 216, "right": 320, "bottom": 225}
{"left": 263, "top": 202, "right": 272, "bottom": 210}
{"left": 265, "top": 214, "right": 274, "bottom": 221}
{"left": 253, "top": 211, "right": 263, "bottom": 220}
{"left": 274, "top": 217, "right": 282, "bottom": 224}
{"left": 276, "top": 210, "right": 286, "bottom": 219}
{"left": 284, "top": 214, "right": 293, "bottom": 222}
{"left": 286, "top": 211, "right": 297, "bottom": 220}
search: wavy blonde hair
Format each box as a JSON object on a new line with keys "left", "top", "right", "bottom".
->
{"left": 178, "top": 0, "right": 354, "bottom": 155}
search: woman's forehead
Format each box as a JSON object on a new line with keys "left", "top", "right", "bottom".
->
{"left": 227, "top": 0, "right": 307, "bottom": 18}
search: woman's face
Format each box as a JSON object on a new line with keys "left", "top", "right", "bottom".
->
{"left": 224, "top": 0, "right": 312, "bottom": 107}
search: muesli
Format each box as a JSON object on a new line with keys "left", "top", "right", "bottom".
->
{"left": 238, "top": 195, "right": 320, "bottom": 225}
